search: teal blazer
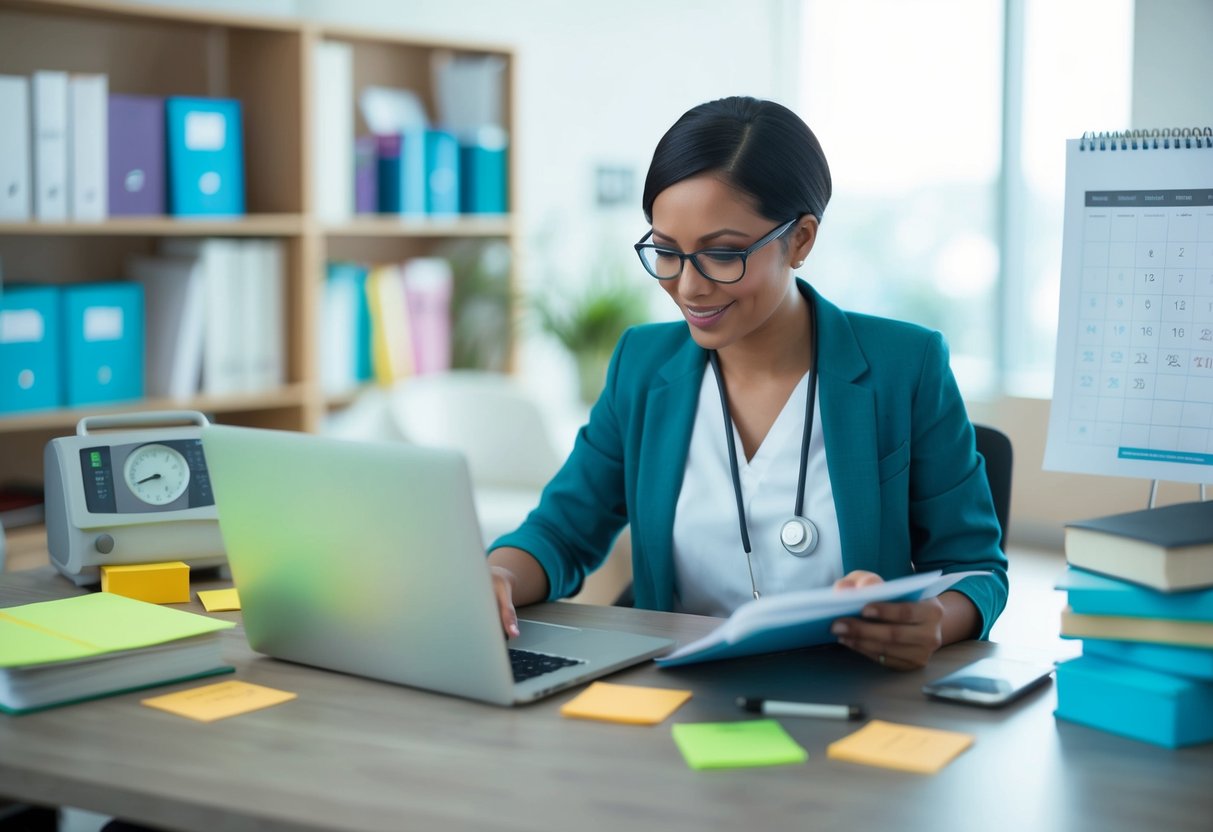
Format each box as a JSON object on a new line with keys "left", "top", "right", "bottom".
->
{"left": 492, "top": 282, "right": 1009, "bottom": 638}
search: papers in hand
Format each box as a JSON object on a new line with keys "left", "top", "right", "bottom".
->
{"left": 656, "top": 571, "right": 983, "bottom": 667}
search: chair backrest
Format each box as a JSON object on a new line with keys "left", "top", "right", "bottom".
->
{"left": 615, "top": 421, "right": 1014, "bottom": 606}
{"left": 973, "top": 423, "right": 1013, "bottom": 553}
{"left": 388, "top": 371, "right": 562, "bottom": 490}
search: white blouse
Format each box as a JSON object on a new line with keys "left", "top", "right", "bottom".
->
{"left": 671, "top": 368, "right": 844, "bottom": 617}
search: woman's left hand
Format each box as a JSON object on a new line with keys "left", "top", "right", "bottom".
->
{"left": 830, "top": 570, "right": 945, "bottom": 670}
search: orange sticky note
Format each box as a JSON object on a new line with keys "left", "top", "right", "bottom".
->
{"left": 101, "top": 562, "right": 190, "bottom": 604}
{"left": 560, "top": 682, "right": 692, "bottom": 725}
{"left": 826, "top": 719, "right": 974, "bottom": 774}
{"left": 197, "top": 588, "right": 241, "bottom": 612}
{"left": 141, "top": 680, "right": 296, "bottom": 723}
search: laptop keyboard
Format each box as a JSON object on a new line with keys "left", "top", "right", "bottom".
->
{"left": 508, "top": 648, "right": 585, "bottom": 683}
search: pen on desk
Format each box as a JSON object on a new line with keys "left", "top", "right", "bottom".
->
{"left": 737, "top": 697, "right": 865, "bottom": 721}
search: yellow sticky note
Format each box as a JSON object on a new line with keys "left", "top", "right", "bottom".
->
{"left": 827, "top": 719, "right": 974, "bottom": 774}
{"left": 197, "top": 588, "right": 241, "bottom": 612}
{"left": 101, "top": 562, "right": 190, "bottom": 604}
{"left": 141, "top": 680, "right": 296, "bottom": 723}
{"left": 560, "top": 682, "right": 692, "bottom": 725}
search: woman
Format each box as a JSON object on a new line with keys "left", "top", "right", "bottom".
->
{"left": 489, "top": 96, "right": 1008, "bottom": 670}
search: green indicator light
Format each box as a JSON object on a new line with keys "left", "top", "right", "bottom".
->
{"left": 90, "top": 452, "right": 102, "bottom": 467}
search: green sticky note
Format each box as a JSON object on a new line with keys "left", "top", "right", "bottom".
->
{"left": 671, "top": 719, "right": 808, "bottom": 770}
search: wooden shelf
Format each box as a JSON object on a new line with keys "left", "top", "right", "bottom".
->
{"left": 0, "top": 385, "right": 310, "bottom": 434}
{"left": 0, "top": 0, "right": 518, "bottom": 484}
{"left": 321, "top": 215, "right": 515, "bottom": 238}
{"left": 0, "top": 215, "right": 307, "bottom": 237}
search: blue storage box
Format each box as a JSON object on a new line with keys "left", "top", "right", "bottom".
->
{"left": 0, "top": 285, "right": 62, "bottom": 413}
{"left": 62, "top": 282, "right": 144, "bottom": 406}
{"left": 166, "top": 97, "right": 245, "bottom": 216}
{"left": 1055, "top": 655, "right": 1213, "bottom": 748}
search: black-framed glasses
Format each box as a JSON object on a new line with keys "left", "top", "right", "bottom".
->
{"left": 633, "top": 219, "right": 797, "bottom": 284}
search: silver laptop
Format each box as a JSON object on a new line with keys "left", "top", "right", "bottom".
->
{"left": 200, "top": 424, "right": 674, "bottom": 705}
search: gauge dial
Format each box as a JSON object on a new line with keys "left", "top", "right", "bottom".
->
{"left": 123, "top": 443, "right": 190, "bottom": 506}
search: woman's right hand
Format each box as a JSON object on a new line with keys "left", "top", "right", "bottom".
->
{"left": 489, "top": 565, "right": 521, "bottom": 639}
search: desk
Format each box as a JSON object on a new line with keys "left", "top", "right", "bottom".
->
{"left": 1, "top": 567, "right": 1211, "bottom": 832}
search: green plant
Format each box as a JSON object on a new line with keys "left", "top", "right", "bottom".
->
{"left": 533, "top": 273, "right": 649, "bottom": 404}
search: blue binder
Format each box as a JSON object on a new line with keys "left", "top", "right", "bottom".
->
{"left": 165, "top": 97, "right": 245, "bottom": 216}
{"left": 1055, "top": 655, "right": 1213, "bottom": 748}
{"left": 62, "top": 282, "right": 144, "bottom": 406}
{"left": 0, "top": 285, "right": 61, "bottom": 414}
{"left": 376, "top": 134, "right": 402, "bottom": 213}
{"left": 459, "top": 128, "right": 508, "bottom": 214}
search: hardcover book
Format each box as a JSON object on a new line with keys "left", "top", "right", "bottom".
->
{"left": 1064, "top": 501, "right": 1213, "bottom": 591}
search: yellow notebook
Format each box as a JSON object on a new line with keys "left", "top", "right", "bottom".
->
{"left": 826, "top": 719, "right": 973, "bottom": 774}
{"left": 0, "top": 593, "right": 235, "bottom": 714}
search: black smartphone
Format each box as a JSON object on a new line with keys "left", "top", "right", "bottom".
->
{"left": 922, "top": 658, "right": 1054, "bottom": 707}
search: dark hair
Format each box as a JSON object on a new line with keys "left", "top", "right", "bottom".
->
{"left": 641, "top": 96, "right": 832, "bottom": 226}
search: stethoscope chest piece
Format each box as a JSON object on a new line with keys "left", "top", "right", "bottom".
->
{"left": 780, "top": 516, "right": 819, "bottom": 556}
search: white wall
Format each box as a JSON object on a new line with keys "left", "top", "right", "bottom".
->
{"left": 1132, "top": 0, "right": 1213, "bottom": 127}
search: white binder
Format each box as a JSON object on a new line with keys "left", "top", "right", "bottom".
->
{"left": 69, "top": 73, "right": 108, "bottom": 221}
{"left": 0, "top": 75, "right": 31, "bottom": 221}
{"left": 32, "top": 70, "right": 68, "bottom": 221}
{"left": 312, "top": 40, "right": 353, "bottom": 221}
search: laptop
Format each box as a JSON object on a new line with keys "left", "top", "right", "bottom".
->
{"left": 200, "top": 424, "right": 674, "bottom": 705}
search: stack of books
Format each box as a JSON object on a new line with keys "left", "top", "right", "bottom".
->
{"left": 1054, "top": 500, "right": 1213, "bottom": 748}
{"left": 1, "top": 592, "right": 234, "bottom": 715}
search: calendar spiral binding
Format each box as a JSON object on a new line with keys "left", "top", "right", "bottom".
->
{"left": 1080, "top": 127, "right": 1213, "bottom": 152}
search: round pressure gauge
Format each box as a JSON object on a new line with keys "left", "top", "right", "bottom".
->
{"left": 122, "top": 443, "right": 191, "bottom": 506}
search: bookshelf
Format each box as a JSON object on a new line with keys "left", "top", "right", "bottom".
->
{"left": 0, "top": 0, "right": 518, "bottom": 484}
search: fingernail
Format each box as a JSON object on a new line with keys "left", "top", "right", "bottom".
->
{"left": 831, "top": 623, "right": 848, "bottom": 636}
{"left": 509, "top": 624, "right": 520, "bottom": 637}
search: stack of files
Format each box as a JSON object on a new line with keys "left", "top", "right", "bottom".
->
{"left": 152, "top": 238, "right": 285, "bottom": 397}
{"left": 0, "top": 70, "right": 111, "bottom": 221}
{"left": 0, "top": 592, "right": 235, "bottom": 715}
{"left": 1055, "top": 500, "right": 1213, "bottom": 748}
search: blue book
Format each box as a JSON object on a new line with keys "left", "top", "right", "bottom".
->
{"left": 395, "top": 130, "right": 460, "bottom": 216}
{"left": 459, "top": 128, "right": 508, "bottom": 214}
{"left": 1083, "top": 638, "right": 1213, "bottom": 682}
{"left": 1055, "top": 655, "right": 1213, "bottom": 748}
{"left": 0, "top": 285, "right": 62, "bottom": 414}
{"left": 165, "top": 97, "right": 245, "bottom": 216}
{"left": 376, "top": 134, "right": 401, "bottom": 213}
{"left": 61, "top": 283, "right": 144, "bottom": 406}
{"left": 1057, "top": 567, "right": 1213, "bottom": 622}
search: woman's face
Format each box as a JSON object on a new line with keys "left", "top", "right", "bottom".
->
{"left": 648, "top": 174, "right": 816, "bottom": 353}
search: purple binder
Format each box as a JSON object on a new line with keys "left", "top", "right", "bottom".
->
{"left": 354, "top": 135, "right": 378, "bottom": 214}
{"left": 108, "top": 94, "right": 165, "bottom": 215}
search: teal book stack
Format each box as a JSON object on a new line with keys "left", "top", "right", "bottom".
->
{"left": 1055, "top": 564, "right": 1213, "bottom": 748}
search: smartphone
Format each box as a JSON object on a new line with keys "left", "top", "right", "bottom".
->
{"left": 922, "top": 658, "right": 1054, "bottom": 707}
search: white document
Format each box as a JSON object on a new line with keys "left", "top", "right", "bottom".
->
{"left": 128, "top": 254, "right": 206, "bottom": 400}
{"left": 32, "top": 70, "right": 68, "bottom": 221}
{"left": 162, "top": 238, "right": 244, "bottom": 396}
{"left": 312, "top": 40, "right": 353, "bottom": 221}
{"left": 656, "top": 570, "right": 984, "bottom": 667}
{"left": 0, "top": 75, "right": 31, "bottom": 221}
{"left": 69, "top": 73, "right": 108, "bottom": 221}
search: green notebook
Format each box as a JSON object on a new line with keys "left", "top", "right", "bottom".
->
{"left": 1, "top": 592, "right": 235, "bottom": 714}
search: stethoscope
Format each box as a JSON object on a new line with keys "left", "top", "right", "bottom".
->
{"left": 707, "top": 292, "right": 819, "bottom": 600}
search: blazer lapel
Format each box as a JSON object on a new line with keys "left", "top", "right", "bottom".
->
{"left": 633, "top": 335, "right": 704, "bottom": 611}
{"left": 805, "top": 283, "right": 881, "bottom": 574}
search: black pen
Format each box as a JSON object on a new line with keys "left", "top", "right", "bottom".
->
{"left": 737, "top": 696, "right": 865, "bottom": 721}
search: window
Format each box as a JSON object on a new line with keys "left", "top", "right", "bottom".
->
{"left": 800, "top": 0, "right": 1134, "bottom": 399}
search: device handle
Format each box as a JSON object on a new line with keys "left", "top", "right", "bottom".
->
{"left": 77, "top": 410, "right": 211, "bottom": 436}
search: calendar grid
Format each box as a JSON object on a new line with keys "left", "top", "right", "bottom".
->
{"left": 1046, "top": 139, "right": 1213, "bottom": 484}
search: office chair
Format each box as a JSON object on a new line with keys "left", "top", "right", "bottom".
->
{"left": 613, "top": 422, "right": 1013, "bottom": 607}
